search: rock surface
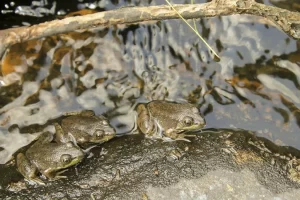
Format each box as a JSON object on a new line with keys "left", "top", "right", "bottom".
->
{"left": 1, "top": 129, "right": 300, "bottom": 199}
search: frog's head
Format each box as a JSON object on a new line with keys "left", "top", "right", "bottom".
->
{"left": 57, "top": 142, "right": 85, "bottom": 169}
{"left": 175, "top": 106, "right": 206, "bottom": 131}
{"left": 91, "top": 118, "right": 116, "bottom": 144}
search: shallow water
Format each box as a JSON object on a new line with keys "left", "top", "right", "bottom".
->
{"left": 0, "top": 0, "right": 300, "bottom": 164}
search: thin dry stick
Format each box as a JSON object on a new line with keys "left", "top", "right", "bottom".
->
{"left": 165, "top": 0, "right": 220, "bottom": 59}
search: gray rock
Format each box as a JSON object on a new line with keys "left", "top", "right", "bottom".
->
{"left": 1, "top": 129, "right": 300, "bottom": 199}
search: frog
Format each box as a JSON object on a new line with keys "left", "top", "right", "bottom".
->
{"left": 55, "top": 110, "right": 116, "bottom": 147}
{"left": 136, "top": 100, "right": 206, "bottom": 141}
{"left": 16, "top": 131, "right": 85, "bottom": 185}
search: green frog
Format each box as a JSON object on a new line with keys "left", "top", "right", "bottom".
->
{"left": 55, "top": 110, "right": 116, "bottom": 147}
{"left": 136, "top": 100, "right": 206, "bottom": 141}
{"left": 16, "top": 131, "right": 85, "bottom": 185}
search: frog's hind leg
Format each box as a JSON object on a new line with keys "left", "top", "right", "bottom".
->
{"left": 16, "top": 153, "right": 45, "bottom": 185}
{"left": 136, "top": 106, "right": 156, "bottom": 136}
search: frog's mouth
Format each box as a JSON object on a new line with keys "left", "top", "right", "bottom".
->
{"left": 56, "top": 155, "right": 84, "bottom": 172}
{"left": 102, "top": 133, "right": 115, "bottom": 142}
{"left": 177, "top": 123, "right": 206, "bottom": 132}
{"left": 104, "top": 127, "right": 116, "bottom": 137}
{"left": 86, "top": 128, "right": 116, "bottom": 144}
{"left": 96, "top": 128, "right": 116, "bottom": 142}
{"left": 65, "top": 155, "right": 84, "bottom": 168}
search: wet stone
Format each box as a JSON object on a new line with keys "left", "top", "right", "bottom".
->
{"left": 1, "top": 129, "right": 300, "bottom": 199}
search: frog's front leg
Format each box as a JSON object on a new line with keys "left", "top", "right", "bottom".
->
{"left": 16, "top": 153, "right": 45, "bottom": 185}
{"left": 43, "top": 168, "right": 68, "bottom": 181}
{"left": 136, "top": 104, "right": 156, "bottom": 137}
{"left": 164, "top": 129, "right": 196, "bottom": 142}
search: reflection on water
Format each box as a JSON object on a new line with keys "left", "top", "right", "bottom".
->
{"left": 0, "top": 0, "right": 300, "bottom": 164}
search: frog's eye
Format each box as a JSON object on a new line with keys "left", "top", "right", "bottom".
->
{"left": 102, "top": 120, "right": 108, "bottom": 126}
{"left": 60, "top": 154, "right": 72, "bottom": 164}
{"left": 183, "top": 116, "right": 194, "bottom": 127}
{"left": 95, "top": 130, "right": 104, "bottom": 138}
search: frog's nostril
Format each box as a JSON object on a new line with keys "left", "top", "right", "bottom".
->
{"left": 105, "top": 131, "right": 116, "bottom": 136}
{"left": 95, "top": 130, "right": 104, "bottom": 137}
{"left": 104, "top": 128, "right": 116, "bottom": 136}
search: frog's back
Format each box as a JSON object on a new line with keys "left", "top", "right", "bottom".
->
{"left": 148, "top": 100, "right": 194, "bottom": 124}
{"left": 62, "top": 115, "right": 105, "bottom": 135}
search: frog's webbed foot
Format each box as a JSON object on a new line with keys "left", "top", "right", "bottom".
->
{"left": 162, "top": 136, "right": 191, "bottom": 142}
{"left": 164, "top": 132, "right": 196, "bottom": 142}
{"left": 44, "top": 169, "right": 69, "bottom": 181}
{"left": 175, "top": 134, "right": 196, "bottom": 142}
{"left": 26, "top": 177, "right": 45, "bottom": 185}
{"left": 83, "top": 144, "right": 98, "bottom": 153}
{"left": 53, "top": 169, "right": 69, "bottom": 180}
{"left": 16, "top": 153, "right": 45, "bottom": 185}
{"left": 51, "top": 175, "right": 67, "bottom": 180}
{"left": 161, "top": 137, "right": 176, "bottom": 142}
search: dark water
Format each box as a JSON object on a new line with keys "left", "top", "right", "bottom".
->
{"left": 0, "top": 0, "right": 299, "bottom": 164}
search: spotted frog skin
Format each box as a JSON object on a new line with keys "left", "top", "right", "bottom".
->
{"left": 16, "top": 131, "right": 84, "bottom": 185}
{"left": 136, "top": 100, "right": 206, "bottom": 141}
{"left": 55, "top": 110, "right": 116, "bottom": 148}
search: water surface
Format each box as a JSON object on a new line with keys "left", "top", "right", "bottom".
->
{"left": 0, "top": 0, "right": 299, "bottom": 163}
